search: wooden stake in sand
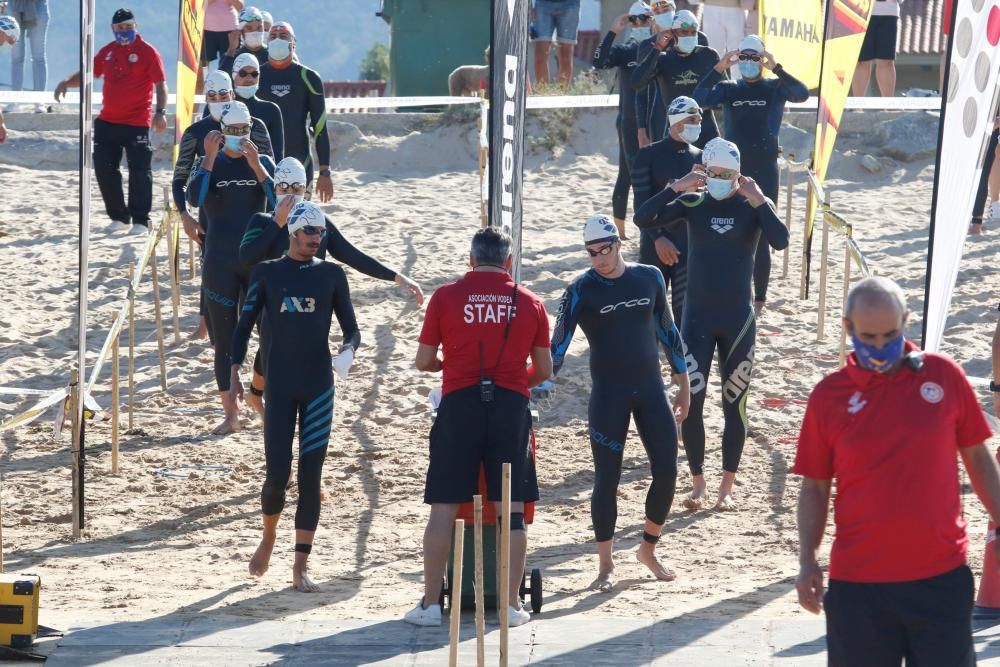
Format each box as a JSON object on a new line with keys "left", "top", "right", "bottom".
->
{"left": 449, "top": 518, "right": 465, "bottom": 667}
{"left": 150, "top": 238, "right": 168, "bottom": 391}
{"left": 839, "top": 227, "right": 853, "bottom": 367}
{"left": 817, "top": 191, "right": 832, "bottom": 341}
{"left": 473, "top": 494, "right": 485, "bottom": 667}
{"left": 127, "top": 263, "right": 136, "bottom": 431}
{"left": 70, "top": 368, "right": 81, "bottom": 539}
{"left": 800, "top": 171, "right": 815, "bottom": 300}
{"left": 783, "top": 166, "right": 794, "bottom": 279}
{"left": 167, "top": 213, "right": 181, "bottom": 344}
{"left": 188, "top": 236, "right": 196, "bottom": 281}
{"left": 111, "top": 312, "right": 120, "bottom": 474}
{"left": 499, "top": 462, "right": 511, "bottom": 667}
{"left": 1, "top": 473, "right": 5, "bottom": 573}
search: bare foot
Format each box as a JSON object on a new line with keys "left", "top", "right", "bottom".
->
{"left": 682, "top": 484, "right": 707, "bottom": 510}
{"left": 589, "top": 565, "right": 615, "bottom": 593}
{"left": 246, "top": 390, "right": 265, "bottom": 421}
{"left": 211, "top": 414, "right": 241, "bottom": 435}
{"left": 635, "top": 546, "right": 676, "bottom": 582}
{"left": 753, "top": 301, "right": 765, "bottom": 319}
{"left": 249, "top": 537, "right": 274, "bottom": 577}
{"left": 715, "top": 493, "right": 738, "bottom": 511}
{"left": 189, "top": 318, "right": 208, "bottom": 341}
{"left": 293, "top": 563, "right": 319, "bottom": 592}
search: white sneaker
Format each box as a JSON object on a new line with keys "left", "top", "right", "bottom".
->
{"left": 2, "top": 103, "right": 15, "bottom": 113}
{"left": 403, "top": 598, "right": 442, "bottom": 626}
{"left": 505, "top": 604, "right": 531, "bottom": 628}
{"left": 987, "top": 202, "right": 1000, "bottom": 224}
{"left": 128, "top": 223, "right": 150, "bottom": 236}
{"left": 108, "top": 220, "right": 131, "bottom": 233}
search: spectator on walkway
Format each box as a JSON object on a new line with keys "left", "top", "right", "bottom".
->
{"left": 852, "top": 0, "right": 901, "bottom": 97}
{"left": 6, "top": 0, "right": 48, "bottom": 113}
{"left": 531, "top": 0, "right": 581, "bottom": 88}
{"left": 795, "top": 276, "right": 1000, "bottom": 666}
{"left": 699, "top": 0, "right": 752, "bottom": 78}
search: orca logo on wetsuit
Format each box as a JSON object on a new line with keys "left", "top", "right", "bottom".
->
{"left": 732, "top": 100, "right": 767, "bottom": 107}
{"left": 280, "top": 297, "right": 317, "bottom": 313}
{"left": 216, "top": 179, "right": 258, "bottom": 187}
{"left": 599, "top": 298, "right": 651, "bottom": 314}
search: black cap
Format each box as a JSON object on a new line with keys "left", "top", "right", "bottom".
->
{"left": 112, "top": 8, "right": 135, "bottom": 24}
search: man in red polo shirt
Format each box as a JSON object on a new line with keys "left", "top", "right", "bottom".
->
{"left": 54, "top": 8, "right": 167, "bottom": 234}
{"left": 794, "top": 276, "right": 1000, "bottom": 666}
{"left": 406, "top": 226, "right": 552, "bottom": 628}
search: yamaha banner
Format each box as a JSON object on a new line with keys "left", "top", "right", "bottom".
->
{"left": 489, "top": 0, "right": 529, "bottom": 281}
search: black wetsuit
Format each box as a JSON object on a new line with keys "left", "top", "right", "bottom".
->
{"left": 201, "top": 94, "right": 285, "bottom": 162}
{"left": 188, "top": 152, "right": 276, "bottom": 391}
{"left": 631, "top": 137, "right": 701, "bottom": 324}
{"left": 259, "top": 61, "right": 330, "bottom": 185}
{"left": 232, "top": 255, "right": 360, "bottom": 531}
{"left": 218, "top": 45, "right": 270, "bottom": 79}
{"left": 550, "top": 263, "right": 687, "bottom": 542}
{"left": 630, "top": 34, "right": 719, "bottom": 150}
{"left": 693, "top": 65, "right": 808, "bottom": 302}
{"left": 592, "top": 32, "right": 661, "bottom": 222}
{"left": 634, "top": 189, "right": 788, "bottom": 477}
{"left": 239, "top": 210, "right": 396, "bottom": 376}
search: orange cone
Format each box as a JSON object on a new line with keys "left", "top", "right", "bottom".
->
{"left": 975, "top": 450, "right": 1000, "bottom": 618}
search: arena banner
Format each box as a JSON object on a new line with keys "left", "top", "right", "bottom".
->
{"left": 489, "top": 0, "right": 529, "bottom": 282}
{"left": 758, "top": 0, "right": 823, "bottom": 89}
{"left": 922, "top": 0, "right": 1000, "bottom": 351}
{"left": 173, "top": 0, "right": 206, "bottom": 165}
{"left": 803, "top": 0, "right": 873, "bottom": 297}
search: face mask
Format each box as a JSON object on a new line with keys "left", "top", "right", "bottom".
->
{"left": 114, "top": 29, "right": 136, "bottom": 45}
{"left": 852, "top": 333, "right": 905, "bottom": 374}
{"left": 654, "top": 12, "right": 674, "bottom": 31}
{"left": 224, "top": 135, "right": 245, "bottom": 152}
{"left": 208, "top": 101, "right": 229, "bottom": 121}
{"left": 679, "top": 123, "right": 701, "bottom": 144}
{"left": 676, "top": 35, "right": 698, "bottom": 53}
{"left": 268, "top": 38, "right": 291, "bottom": 61}
{"left": 706, "top": 176, "right": 735, "bottom": 200}
{"left": 244, "top": 31, "right": 265, "bottom": 49}
{"left": 740, "top": 61, "right": 761, "bottom": 79}
{"left": 276, "top": 193, "right": 303, "bottom": 208}
{"left": 631, "top": 27, "right": 651, "bottom": 41}
{"left": 235, "top": 83, "right": 259, "bottom": 99}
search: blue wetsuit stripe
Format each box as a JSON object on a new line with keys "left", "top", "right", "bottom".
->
{"left": 307, "top": 385, "right": 335, "bottom": 411}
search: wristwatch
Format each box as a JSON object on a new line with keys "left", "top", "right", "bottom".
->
{"left": 319, "top": 168, "right": 332, "bottom": 178}
{"left": 154, "top": 107, "right": 166, "bottom": 116}
{"left": 995, "top": 525, "right": 1000, "bottom": 538}
{"left": 990, "top": 381, "right": 1000, "bottom": 393}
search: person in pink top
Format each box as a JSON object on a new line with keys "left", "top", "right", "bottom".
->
{"left": 203, "top": 0, "right": 243, "bottom": 69}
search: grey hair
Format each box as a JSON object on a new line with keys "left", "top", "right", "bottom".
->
{"left": 844, "top": 276, "right": 908, "bottom": 319}
{"left": 471, "top": 226, "right": 512, "bottom": 266}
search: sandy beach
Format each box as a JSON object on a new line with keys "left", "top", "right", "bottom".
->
{"left": 0, "top": 107, "right": 997, "bottom": 635}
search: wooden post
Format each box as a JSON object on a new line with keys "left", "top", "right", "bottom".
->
{"left": 839, "top": 229, "right": 853, "bottom": 367}
{"left": 817, "top": 192, "right": 832, "bottom": 341}
{"left": 150, "top": 240, "right": 168, "bottom": 391}
{"left": 111, "top": 313, "right": 120, "bottom": 474}
{"left": 167, "top": 213, "right": 181, "bottom": 344}
{"left": 127, "top": 263, "right": 136, "bottom": 430}
{"left": 783, "top": 165, "right": 794, "bottom": 279}
{"left": 70, "top": 368, "right": 81, "bottom": 539}
{"left": 499, "top": 463, "right": 511, "bottom": 667}
{"left": 0, "top": 473, "right": 5, "bottom": 573}
{"left": 448, "top": 519, "right": 465, "bottom": 667}
{"left": 188, "top": 236, "right": 196, "bottom": 281}
{"left": 799, "top": 177, "right": 814, "bottom": 300}
{"left": 478, "top": 97, "right": 489, "bottom": 228}
{"left": 473, "top": 495, "right": 485, "bottom": 667}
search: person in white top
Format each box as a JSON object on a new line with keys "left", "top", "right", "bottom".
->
{"left": 691, "top": 0, "right": 755, "bottom": 79}
{"left": 852, "top": 0, "right": 902, "bottom": 97}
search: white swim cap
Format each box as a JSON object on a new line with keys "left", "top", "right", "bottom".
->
{"left": 220, "top": 101, "right": 252, "bottom": 127}
{"left": 703, "top": 138, "right": 741, "bottom": 172}
{"left": 238, "top": 6, "right": 263, "bottom": 25}
{"left": 739, "top": 34, "right": 765, "bottom": 53}
{"left": 270, "top": 21, "right": 295, "bottom": 39}
{"left": 287, "top": 201, "right": 325, "bottom": 235}
{"left": 275, "top": 157, "right": 307, "bottom": 186}
{"left": 583, "top": 215, "right": 620, "bottom": 244}
{"left": 205, "top": 70, "right": 232, "bottom": 95}
{"left": 672, "top": 10, "right": 698, "bottom": 29}
{"left": 0, "top": 15, "right": 20, "bottom": 43}
{"left": 260, "top": 10, "right": 273, "bottom": 26}
{"left": 232, "top": 52, "right": 260, "bottom": 75}
{"left": 667, "top": 96, "right": 701, "bottom": 127}
{"left": 628, "top": 1, "right": 652, "bottom": 17}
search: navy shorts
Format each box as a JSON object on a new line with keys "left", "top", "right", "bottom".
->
{"left": 859, "top": 15, "right": 898, "bottom": 62}
{"left": 201, "top": 30, "right": 232, "bottom": 66}
{"left": 424, "top": 386, "right": 539, "bottom": 504}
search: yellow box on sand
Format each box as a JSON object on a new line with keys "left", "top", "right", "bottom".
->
{"left": 0, "top": 574, "right": 40, "bottom": 649}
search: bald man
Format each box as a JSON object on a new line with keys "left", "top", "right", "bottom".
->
{"left": 794, "top": 276, "right": 1000, "bottom": 666}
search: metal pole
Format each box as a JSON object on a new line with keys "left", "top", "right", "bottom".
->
{"left": 150, "top": 237, "right": 168, "bottom": 391}
{"left": 799, "top": 178, "right": 814, "bottom": 300}
{"left": 499, "top": 462, "right": 511, "bottom": 667}
{"left": 783, "top": 165, "right": 794, "bottom": 279}
{"left": 70, "top": 368, "right": 81, "bottom": 539}
{"left": 127, "top": 263, "right": 135, "bottom": 430}
{"left": 817, "top": 192, "right": 832, "bottom": 341}
{"left": 111, "top": 313, "right": 120, "bottom": 473}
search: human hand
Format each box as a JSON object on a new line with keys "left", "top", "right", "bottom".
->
{"left": 654, "top": 30, "right": 672, "bottom": 52}
{"left": 760, "top": 50, "right": 777, "bottom": 71}
{"left": 315, "top": 173, "right": 334, "bottom": 203}
{"left": 654, "top": 237, "right": 680, "bottom": 265}
{"left": 181, "top": 211, "right": 203, "bottom": 245}
{"left": 54, "top": 80, "right": 68, "bottom": 102}
{"left": 275, "top": 194, "right": 296, "bottom": 228}
{"left": 204, "top": 130, "right": 224, "bottom": 160}
{"left": 531, "top": 379, "right": 555, "bottom": 401}
{"left": 612, "top": 13, "right": 630, "bottom": 34}
{"left": 671, "top": 167, "right": 706, "bottom": 193}
{"left": 229, "top": 366, "right": 244, "bottom": 404}
{"left": 243, "top": 138, "right": 260, "bottom": 162}
{"left": 795, "top": 559, "right": 825, "bottom": 614}
{"left": 637, "top": 128, "right": 651, "bottom": 148}
{"left": 395, "top": 273, "right": 424, "bottom": 305}
{"left": 716, "top": 50, "right": 739, "bottom": 72}
{"left": 672, "top": 376, "right": 690, "bottom": 422}
{"left": 152, "top": 112, "right": 168, "bottom": 134}
{"left": 737, "top": 175, "right": 765, "bottom": 206}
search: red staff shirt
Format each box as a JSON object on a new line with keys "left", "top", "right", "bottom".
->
{"left": 793, "top": 342, "right": 992, "bottom": 583}
{"left": 419, "top": 271, "right": 550, "bottom": 397}
{"left": 94, "top": 35, "right": 166, "bottom": 128}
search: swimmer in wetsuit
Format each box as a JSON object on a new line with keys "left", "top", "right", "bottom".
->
{"left": 631, "top": 10, "right": 718, "bottom": 150}
{"left": 258, "top": 21, "right": 333, "bottom": 201}
{"left": 231, "top": 200, "right": 361, "bottom": 593}
{"left": 187, "top": 100, "right": 276, "bottom": 435}
{"left": 693, "top": 34, "right": 808, "bottom": 315}
{"left": 237, "top": 156, "right": 424, "bottom": 417}
{"left": 550, "top": 215, "right": 690, "bottom": 591}
{"left": 631, "top": 95, "right": 703, "bottom": 324}
{"left": 634, "top": 138, "right": 789, "bottom": 511}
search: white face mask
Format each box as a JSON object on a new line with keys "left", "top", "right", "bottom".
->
{"left": 676, "top": 35, "right": 698, "bottom": 53}
{"left": 631, "top": 27, "right": 652, "bottom": 40}
{"left": 208, "top": 101, "right": 229, "bottom": 121}
{"left": 244, "top": 31, "right": 266, "bottom": 49}
{"left": 276, "top": 193, "right": 304, "bottom": 208}
{"left": 234, "top": 83, "right": 258, "bottom": 99}
{"left": 268, "top": 38, "right": 291, "bottom": 61}
{"left": 706, "top": 176, "right": 736, "bottom": 200}
{"left": 679, "top": 123, "right": 701, "bottom": 144}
